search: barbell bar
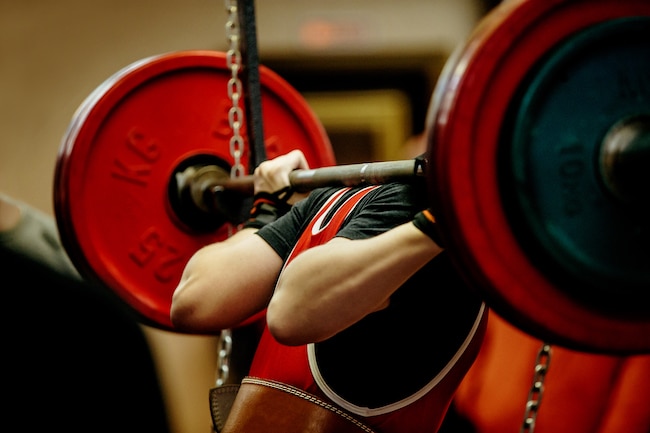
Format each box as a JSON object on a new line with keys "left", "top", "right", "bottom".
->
{"left": 177, "top": 114, "right": 649, "bottom": 216}
{"left": 173, "top": 158, "right": 424, "bottom": 225}
{"left": 174, "top": 115, "right": 648, "bottom": 228}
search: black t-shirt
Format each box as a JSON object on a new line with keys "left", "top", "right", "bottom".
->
{"left": 257, "top": 182, "right": 484, "bottom": 410}
{"left": 258, "top": 182, "right": 424, "bottom": 257}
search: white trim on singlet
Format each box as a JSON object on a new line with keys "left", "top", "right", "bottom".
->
{"left": 308, "top": 302, "right": 487, "bottom": 417}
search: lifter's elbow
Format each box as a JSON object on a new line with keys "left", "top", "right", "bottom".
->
{"left": 169, "top": 283, "right": 215, "bottom": 333}
{"left": 169, "top": 290, "right": 200, "bottom": 332}
{"left": 267, "top": 298, "right": 324, "bottom": 346}
{"left": 267, "top": 315, "right": 306, "bottom": 346}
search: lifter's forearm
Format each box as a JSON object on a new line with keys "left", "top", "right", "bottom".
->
{"left": 267, "top": 222, "right": 443, "bottom": 345}
{"left": 170, "top": 228, "right": 282, "bottom": 333}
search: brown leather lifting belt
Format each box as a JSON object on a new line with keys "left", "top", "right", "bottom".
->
{"left": 218, "top": 377, "right": 377, "bottom": 433}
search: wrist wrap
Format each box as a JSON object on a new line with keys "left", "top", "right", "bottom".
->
{"left": 242, "top": 186, "right": 293, "bottom": 230}
{"left": 412, "top": 209, "right": 445, "bottom": 247}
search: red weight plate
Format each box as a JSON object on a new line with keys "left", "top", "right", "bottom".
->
{"left": 428, "top": 0, "right": 650, "bottom": 353}
{"left": 54, "top": 50, "right": 335, "bottom": 331}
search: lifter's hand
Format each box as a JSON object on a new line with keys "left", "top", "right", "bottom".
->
{"left": 253, "top": 149, "right": 310, "bottom": 205}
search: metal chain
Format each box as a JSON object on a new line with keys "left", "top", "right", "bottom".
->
{"left": 215, "top": 0, "right": 245, "bottom": 387}
{"left": 225, "top": 0, "right": 246, "bottom": 179}
{"left": 215, "top": 329, "right": 233, "bottom": 387}
{"left": 520, "top": 343, "right": 552, "bottom": 433}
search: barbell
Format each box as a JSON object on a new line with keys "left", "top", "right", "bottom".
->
{"left": 54, "top": 0, "right": 650, "bottom": 354}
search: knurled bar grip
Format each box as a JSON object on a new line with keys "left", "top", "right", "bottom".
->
{"left": 213, "top": 159, "right": 423, "bottom": 196}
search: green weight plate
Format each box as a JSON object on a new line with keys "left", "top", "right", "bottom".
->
{"left": 428, "top": 0, "right": 650, "bottom": 353}
{"left": 503, "top": 17, "right": 650, "bottom": 313}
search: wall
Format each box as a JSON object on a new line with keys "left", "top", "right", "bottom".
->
{"left": 0, "top": 1, "right": 482, "bottom": 433}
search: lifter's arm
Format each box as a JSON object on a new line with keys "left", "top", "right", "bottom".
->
{"left": 170, "top": 150, "right": 309, "bottom": 334}
{"left": 267, "top": 221, "right": 443, "bottom": 345}
{"left": 170, "top": 228, "right": 283, "bottom": 333}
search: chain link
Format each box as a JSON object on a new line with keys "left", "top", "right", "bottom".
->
{"left": 215, "top": 0, "right": 245, "bottom": 387}
{"left": 520, "top": 343, "right": 552, "bottom": 433}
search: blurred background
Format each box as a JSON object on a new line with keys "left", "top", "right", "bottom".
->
{"left": 0, "top": 1, "right": 496, "bottom": 432}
